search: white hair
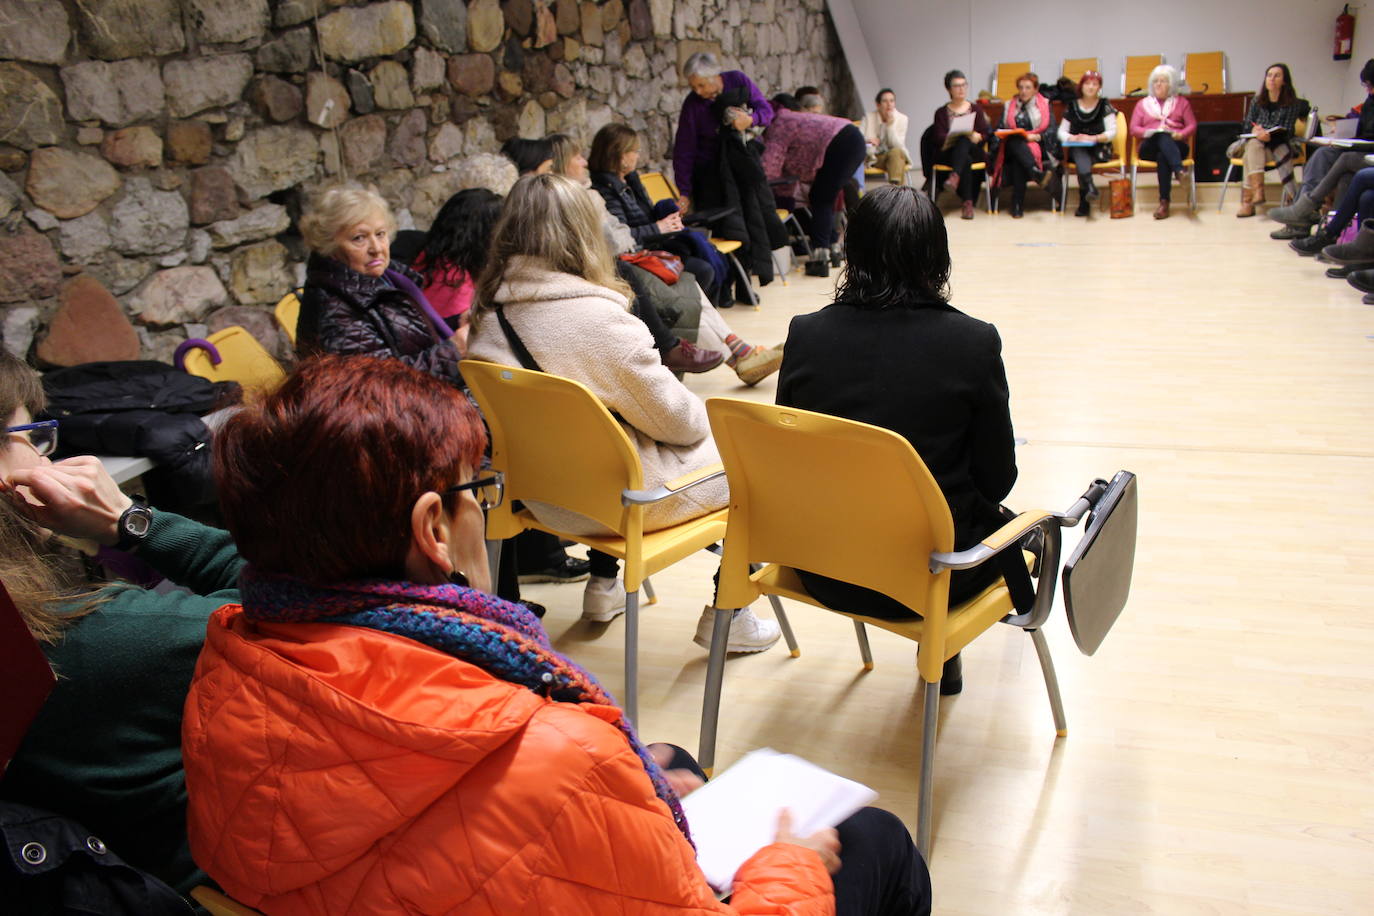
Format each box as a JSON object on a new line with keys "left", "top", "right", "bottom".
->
{"left": 1149, "top": 64, "right": 1180, "bottom": 97}
{"left": 683, "top": 52, "right": 721, "bottom": 81}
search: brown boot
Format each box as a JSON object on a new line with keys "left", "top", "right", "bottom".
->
{"left": 1153, "top": 199, "right": 1170, "bottom": 220}
{"left": 1237, "top": 173, "right": 1263, "bottom": 218}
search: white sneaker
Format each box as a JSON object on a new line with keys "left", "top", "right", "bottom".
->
{"left": 693, "top": 606, "right": 781, "bottom": 653}
{"left": 582, "top": 576, "right": 626, "bottom": 622}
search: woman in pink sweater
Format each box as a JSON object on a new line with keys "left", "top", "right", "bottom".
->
{"left": 1129, "top": 64, "right": 1198, "bottom": 219}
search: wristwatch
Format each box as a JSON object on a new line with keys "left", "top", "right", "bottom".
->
{"left": 114, "top": 495, "right": 154, "bottom": 552}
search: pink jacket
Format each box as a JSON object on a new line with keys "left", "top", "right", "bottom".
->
{"left": 761, "top": 109, "right": 851, "bottom": 183}
{"left": 1129, "top": 95, "right": 1197, "bottom": 139}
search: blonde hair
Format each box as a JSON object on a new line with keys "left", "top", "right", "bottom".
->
{"left": 474, "top": 173, "right": 631, "bottom": 316}
{"left": 547, "top": 133, "right": 581, "bottom": 176}
{"left": 299, "top": 183, "right": 396, "bottom": 258}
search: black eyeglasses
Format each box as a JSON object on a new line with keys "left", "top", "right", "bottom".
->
{"left": 444, "top": 472, "right": 504, "bottom": 510}
{"left": 5, "top": 420, "right": 58, "bottom": 458}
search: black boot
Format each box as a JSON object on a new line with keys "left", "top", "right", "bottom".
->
{"left": 940, "top": 653, "right": 963, "bottom": 696}
{"left": 1075, "top": 196, "right": 1091, "bottom": 217}
{"left": 1290, "top": 229, "right": 1336, "bottom": 257}
{"left": 1347, "top": 267, "right": 1374, "bottom": 294}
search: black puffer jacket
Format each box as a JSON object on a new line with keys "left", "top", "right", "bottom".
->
{"left": 590, "top": 170, "right": 659, "bottom": 246}
{"left": 296, "top": 254, "right": 462, "bottom": 387}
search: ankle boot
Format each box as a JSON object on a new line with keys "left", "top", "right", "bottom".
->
{"left": 1237, "top": 173, "right": 1262, "bottom": 217}
{"left": 804, "top": 248, "right": 830, "bottom": 277}
{"left": 1290, "top": 226, "right": 1337, "bottom": 256}
{"left": 1320, "top": 218, "right": 1374, "bottom": 266}
{"left": 1270, "top": 193, "right": 1320, "bottom": 226}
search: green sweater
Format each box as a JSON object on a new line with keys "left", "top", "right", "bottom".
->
{"left": 0, "top": 511, "right": 243, "bottom": 894}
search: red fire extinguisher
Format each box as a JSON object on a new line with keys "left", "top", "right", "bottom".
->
{"left": 1336, "top": 4, "right": 1355, "bottom": 61}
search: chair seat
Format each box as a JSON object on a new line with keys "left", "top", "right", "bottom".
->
{"left": 512, "top": 506, "right": 728, "bottom": 590}
{"left": 752, "top": 551, "right": 1033, "bottom": 671}
{"left": 933, "top": 161, "right": 986, "bottom": 171}
{"left": 710, "top": 238, "right": 742, "bottom": 255}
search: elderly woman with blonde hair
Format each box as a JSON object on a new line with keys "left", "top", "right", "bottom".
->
{"left": 468, "top": 172, "right": 783, "bottom": 652}
{"left": 296, "top": 183, "right": 462, "bottom": 385}
{"left": 1128, "top": 64, "right": 1197, "bottom": 219}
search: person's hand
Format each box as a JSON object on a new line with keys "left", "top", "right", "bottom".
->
{"left": 1095, "top": 133, "right": 1108, "bottom": 144}
{"left": 880, "top": 110, "right": 893, "bottom": 124}
{"left": 731, "top": 109, "right": 753, "bottom": 131}
{"left": 1171, "top": 130, "right": 1185, "bottom": 140}
{"left": 1, "top": 456, "right": 133, "bottom": 546}
{"left": 970, "top": 131, "right": 983, "bottom": 144}
{"left": 866, "top": 137, "right": 878, "bottom": 146}
{"left": 774, "top": 809, "right": 841, "bottom": 874}
{"left": 656, "top": 212, "right": 684, "bottom": 233}
{"left": 1028, "top": 132, "right": 1041, "bottom": 142}
{"left": 1254, "top": 125, "right": 1271, "bottom": 142}
{"left": 663, "top": 768, "right": 704, "bottom": 798}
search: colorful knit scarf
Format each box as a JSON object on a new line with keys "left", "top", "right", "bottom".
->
{"left": 239, "top": 568, "right": 692, "bottom": 846}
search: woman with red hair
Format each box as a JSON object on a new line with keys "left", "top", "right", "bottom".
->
{"left": 183, "top": 355, "right": 930, "bottom": 914}
{"left": 992, "top": 72, "right": 1053, "bottom": 218}
{"left": 1057, "top": 70, "right": 1118, "bottom": 217}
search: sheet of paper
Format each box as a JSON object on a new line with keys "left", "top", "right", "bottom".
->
{"left": 681, "top": 748, "right": 878, "bottom": 894}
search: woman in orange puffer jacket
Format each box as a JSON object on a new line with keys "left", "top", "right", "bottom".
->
{"left": 182, "top": 355, "right": 930, "bottom": 915}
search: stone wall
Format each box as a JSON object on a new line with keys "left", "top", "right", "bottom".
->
{"left": 0, "top": 0, "right": 853, "bottom": 366}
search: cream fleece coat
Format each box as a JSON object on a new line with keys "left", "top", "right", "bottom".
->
{"left": 468, "top": 258, "right": 727, "bottom": 535}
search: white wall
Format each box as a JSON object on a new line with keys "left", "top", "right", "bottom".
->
{"left": 830, "top": 0, "right": 1367, "bottom": 164}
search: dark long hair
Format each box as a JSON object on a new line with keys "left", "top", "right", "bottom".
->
{"left": 499, "top": 137, "right": 553, "bottom": 175}
{"left": 835, "top": 185, "right": 950, "bottom": 309}
{"left": 1257, "top": 63, "right": 1297, "bottom": 108}
{"left": 416, "top": 188, "right": 503, "bottom": 284}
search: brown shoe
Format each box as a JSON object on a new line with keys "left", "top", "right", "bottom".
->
{"left": 733, "top": 345, "right": 784, "bottom": 386}
{"left": 961, "top": 200, "right": 975, "bottom": 220}
{"left": 945, "top": 171, "right": 959, "bottom": 194}
{"left": 1153, "top": 199, "right": 1170, "bottom": 220}
{"left": 663, "top": 339, "right": 725, "bottom": 374}
{"left": 1237, "top": 173, "right": 1262, "bottom": 218}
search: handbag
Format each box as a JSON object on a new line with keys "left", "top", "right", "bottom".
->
{"left": 618, "top": 250, "right": 683, "bottom": 285}
{"left": 1109, "top": 177, "right": 1133, "bottom": 218}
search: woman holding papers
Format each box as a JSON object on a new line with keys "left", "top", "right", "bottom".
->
{"left": 1228, "top": 63, "right": 1307, "bottom": 217}
{"left": 931, "top": 69, "right": 990, "bottom": 219}
{"left": 1128, "top": 64, "right": 1197, "bottom": 220}
{"left": 182, "top": 354, "right": 930, "bottom": 915}
{"left": 1057, "top": 70, "right": 1118, "bottom": 217}
{"left": 991, "top": 72, "right": 1054, "bottom": 218}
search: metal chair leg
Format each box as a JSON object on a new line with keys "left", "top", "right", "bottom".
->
{"left": 916, "top": 678, "right": 940, "bottom": 857}
{"left": 727, "top": 252, "right": 759, "bottom": 309}
{"left": 697, "top": 605, "right": 734, "bottom": 776}
{"left": 624, "top": 588, "right": 639, "bottom": 725}
{"left": 1028, "top": 627, "right": 1068, "bottom": 737}
{"left": 642, "top": 576, "right": 657, "bottom": 605}
{"left": 1217, "top": 162, "right": 1237, "bottom": 211}
{"left": 767, "top": 594, "right": 799, "bottom": 657}
{"left": 853, "top": 620, "right": 873, "bottom": 670}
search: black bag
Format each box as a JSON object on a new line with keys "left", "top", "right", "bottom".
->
{"left": 1193, "top": 121, "right": 1245, "bottom": 182}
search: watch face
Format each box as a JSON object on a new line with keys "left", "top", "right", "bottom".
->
{"left": 125, "top": 511, "right": 152, "bottom": 538}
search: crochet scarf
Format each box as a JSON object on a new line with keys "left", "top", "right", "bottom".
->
{"left": 239, "top": 568, "right": 692, "bottom": 846}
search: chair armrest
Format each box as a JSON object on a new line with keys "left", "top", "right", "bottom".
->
{"left": 928, "top": 510, "right": 1055, "bottom": 572}
{"left": 622, "top": 463, "right": 726, "bottom": 506}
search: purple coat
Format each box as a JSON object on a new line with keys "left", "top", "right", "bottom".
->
{"left": 671, "top": 70, "right": 774, "bottom": 198}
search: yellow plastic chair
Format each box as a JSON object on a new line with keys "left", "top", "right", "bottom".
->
{"left": 1183, "top": 50, "right": 1226, "bottom": 95}
{"left": 1059, "top": 111, "right": 1128, "bottom": 213}
{"left": 1122, "top": 54, "right": 1163, "bottom": 96}
{"left": 1217, "top": 108, "right": 1315, "bottom": 211}
{"left": 177, "top": 326, "right": 285, "bottom": 396}
{"left": 460, "top": 361, "right": 795, "bottom": 724}
{"left": 640, "top": 170, "right": 761, "bottom": 308}
{"left": 1062, "top": 57, "right": 1100, "bottom": 84}
{"left": 273, "top": 289, "right": 301, "bottom": 346}
{"left": 699, "top": 398, "right": 1067, "bottom": 856}
{"left": 191, "top": 887, "right": 265, "bottom": 916}
{"left": 1130, "top": 132, "right": 1197, "bottom": 212}
{"left": 993, "top": 61, "right": 1032, "bottom": 99}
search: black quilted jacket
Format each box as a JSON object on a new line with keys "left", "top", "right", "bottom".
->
{"left": 296, "top": 254, "right": 463, "bottom": 387}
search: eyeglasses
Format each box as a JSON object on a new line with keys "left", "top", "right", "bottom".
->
{"left": 443, "top": 472, "right": 504, "bottom": 511}
{"left": 5, "top": 420, "right": 58, "bottom": 457}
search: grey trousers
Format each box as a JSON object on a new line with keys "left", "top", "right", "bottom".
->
{"left": 1300, "top": 147, "right": 1366, "bottom": 203}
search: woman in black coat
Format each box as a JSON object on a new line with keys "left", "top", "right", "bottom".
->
{"left": 296, "top": 184, "right": 463, "bottom": 387}
{"left": 776, "top": 185, "right": 1024, "bottom": 693}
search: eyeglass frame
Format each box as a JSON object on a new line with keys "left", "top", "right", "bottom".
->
{"left": 5, "top": 420, "right": 59, "bottom": 457}
{"left": 442, "top": 471, "right": 504, "bottom": 511}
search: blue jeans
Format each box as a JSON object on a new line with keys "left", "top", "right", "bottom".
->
{"left": 1326, "top": 166, "right": 1374, "bottom": 236}
{"left": 1139, "top": 134, "right": 1189, "bottom": 201}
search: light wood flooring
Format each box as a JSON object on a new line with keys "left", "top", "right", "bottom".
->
{"left": 520, "top": 187, "right": 1374, "bottom": 915}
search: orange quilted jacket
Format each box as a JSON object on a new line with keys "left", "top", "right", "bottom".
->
{"left": 182, "top": 606, "right": 835, "bottom": 915}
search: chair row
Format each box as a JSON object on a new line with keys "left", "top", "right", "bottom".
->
{"left": 991, "top": 52, "right": 1226, "bottom": 99}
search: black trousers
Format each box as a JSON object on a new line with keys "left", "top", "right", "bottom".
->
{"left": 809, "top": 125, "right": 868, "bottom": 249}
{"left": 1001, "top": 134, "right": 1039, "bottom": 204}
{"left": 939, "top": 136, "right": 985, "bottom": 202}
{"left": 617, "top": 260, "right": 679, "bottom": 354}
{"left": 1139, "top": 134, "right": 1189, "bottom": 200}
{"left": 660, "top": 746, "right": 933, "bottom": 916}
{"left": 1068, "top": 145, "right": 1107, "bottom": 190}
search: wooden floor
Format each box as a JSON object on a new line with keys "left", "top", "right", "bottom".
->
{"left": 520, "top": 187, "right": 1374, "bottom": 914}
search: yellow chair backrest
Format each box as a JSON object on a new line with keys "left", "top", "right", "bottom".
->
{"left": 1109, "top": 110, "right": 1127, "bottom": 164}
{"left": 1063, "top": 57, "right": 1099, "bottom": 84}
{"left": 1184, "top": 51, "right": 1225, "bottom": 94}
{"left": 180, "top": 326, "right": 285, "bottom": 395}
{"left": 191, "top": 887, "right": 265, "bottom": 916}
{"left": 707, "top": 398, "right": 956, "bottom": 640}
{"left": 274, "top": 289, "right": 300, "bottom": 345}
{"left": 1123, "top": 54, "right": 1163, "bottom": 95}
{"left": 460, "top": 360, "right": 645, "bottom": 538}
{"left": 639, "top": 170, "right": 677, "bottom": 205}
{"left": 994, "top": 61, "right": 1032, "bottom": 99}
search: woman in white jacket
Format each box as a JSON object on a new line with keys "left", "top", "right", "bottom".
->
{"left": 861, "top": 88, "right": 911, "bottom": 184}
{"left": 468, "top": 173, "right": 781, "bottom": 652}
